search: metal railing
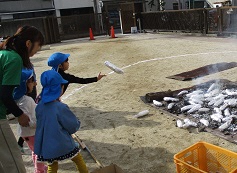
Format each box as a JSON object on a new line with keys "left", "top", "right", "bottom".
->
{"left": 57, "top": 13, "right": 107, "bottom": 40}
{"left": 1, "top": 7, "right": 237, "bottom": 44}
{"left": 140, "top": 9, "right": 205, "bottom": 33}
{"left": 0, "top": 13, "right": 108, "bottom": 44}
{"left": 139, "top": 7, "right": 237, "bottom": 35}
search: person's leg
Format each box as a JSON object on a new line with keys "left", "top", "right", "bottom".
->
{"left": 34, "top": 155, "right": 47, "bottom": 172}
{"left": 23, "top": 136, "right": 47, "bottom": 173}
{"left": 23, "top": 137, "right": 34, "bottom": 165}
{"left": 18, "top": 137, "right": 24, "bottom": 148}
{"left": 71, "top": 153, "right": 88, "bottom": 173}
{"left": 47, "top": 162, "right": 58, "bottom": 173}
{"left": 34, "top": 156, "right": 47, "bottom": 173}
{"left": 18, "top": 136, "right": 25, "bottom": 153}
{"left": 0, "top": 120, "right": 26, "bottom": 173}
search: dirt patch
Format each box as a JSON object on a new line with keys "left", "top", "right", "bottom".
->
{"left": 8, "top": 33, "right": 237, "bottom": 173}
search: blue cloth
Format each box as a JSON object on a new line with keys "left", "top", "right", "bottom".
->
{"left": 13, "top": 68, "right": 33, "bottom": 100}
{"left": 40, "top": 70, "right": 68, "bottom": 103}
{"left": 48, "top": 52, "right": 70, "bottom": 71}
{"left": 34, "top": 101, "right": 80, "bottom": 159}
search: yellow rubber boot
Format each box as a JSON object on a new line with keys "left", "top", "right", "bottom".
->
{"left": 71, "top": 154, "right": 88, "bottom": 173}
{"left": 47, "top": 162, "right": 58, "bottom": 173}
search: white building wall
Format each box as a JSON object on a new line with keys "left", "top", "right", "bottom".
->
{"left": 145, "top": 0, "right": 178, "bottom": 11}
{"left": 0, "top": 0, "right": 54, "bottom": 13}
{"left": 145, "top": 0, "right": 160, "bottom": 12}
{"left": 53, "top": 0, "right": 93, "bottom": 9}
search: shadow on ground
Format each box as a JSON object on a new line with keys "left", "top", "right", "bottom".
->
{"left": 24, "top": 141, "right": 174, "bottom": 173}
{"left": 70, "top": 106, "right": 161, "bottom": 131}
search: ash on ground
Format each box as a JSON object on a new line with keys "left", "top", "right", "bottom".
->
{"left": 153, "top": 82, "right": 237, "bottom": 135}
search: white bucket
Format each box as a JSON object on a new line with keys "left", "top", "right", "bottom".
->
{"left": 131, "top": 27, "right": 138, "bottom": 34}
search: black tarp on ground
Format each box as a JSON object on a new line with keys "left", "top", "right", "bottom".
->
{"left": 167, "top": 62, "right": 237, "bottom": 81}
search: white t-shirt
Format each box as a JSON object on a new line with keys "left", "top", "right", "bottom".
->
{"left": 16, "top": 95, "right": 36, "bottom": 137}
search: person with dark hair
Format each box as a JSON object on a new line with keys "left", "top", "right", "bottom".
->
{"left": 34, "top": 70, "right": 88, "bottom": 173}
{"left": 35, "top": 52, "right": 106, "bottom": 103}
{"left": 0, "top": 25, "right": 44, "bottom": 173}
{"left": 17, "top": 65, "right": 37, "bottom": 153}
{"left": 48, "top": 52, "right": 106, "bottom": 94}
{"left": 13, "top": 68, "right": 47, "bottom": 173}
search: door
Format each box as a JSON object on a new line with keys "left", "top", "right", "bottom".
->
{"left": 120, "top": 2, "right": 136, "bottom": 33}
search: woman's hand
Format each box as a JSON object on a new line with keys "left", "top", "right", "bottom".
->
{"left": 18, "top": 113, "right": 30, "bottom": 127}
{"left": 97, "top": 72, "right": 106, "bottom": 81}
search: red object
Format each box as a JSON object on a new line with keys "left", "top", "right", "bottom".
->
{"left": 110, "top": 26, "right": 116, "bottom": 38}
{"left": 89, "top": 28, "right": 95, "bottom": 40}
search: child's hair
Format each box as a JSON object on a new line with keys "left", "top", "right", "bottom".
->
{"left": 26, "top": 76, "right": 35, "bottom": 94}
{"left": 60, "top": 58, "right": 68, "bottom": 66}
{"left": 48, "top": 52, "right": 70, "bottom": 71}
{"left": 64, "top": 58, "right": 69, "bottom": 62}
{"left": 13, "top": 68, "right": 34, "bottom": 100}
{"left": 0, "top": 26, "right": 44, "bottom": 68}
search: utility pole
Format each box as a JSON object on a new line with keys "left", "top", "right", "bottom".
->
{"left": 157, "top": 0, "right": 161, "bottom": 11}
{"left": 93, "top": 0, "right": 98, "bottom": 14}
{"left": 178, "top": 0, "right": 181, "bottom": 9}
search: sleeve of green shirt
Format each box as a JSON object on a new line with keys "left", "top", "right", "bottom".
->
{"left": 2, "top": 56, "right": 22, "bottom": 85}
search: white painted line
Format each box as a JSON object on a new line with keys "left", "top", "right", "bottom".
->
{"left": 61, "top": 51, "right": 237, "bottom": 101}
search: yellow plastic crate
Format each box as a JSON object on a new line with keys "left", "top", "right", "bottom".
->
{"left": 174, "top": 141, "right": 237, "bottom": 173}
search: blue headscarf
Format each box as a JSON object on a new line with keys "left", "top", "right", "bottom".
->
{"left": 40, "top": 70, "right": 68, "bottom": 104}
{"left": 48, "top": 52, "right": 70, "bottom": 72}
{"left": 13, "top": 68, "right": 34, "bottom": 100}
